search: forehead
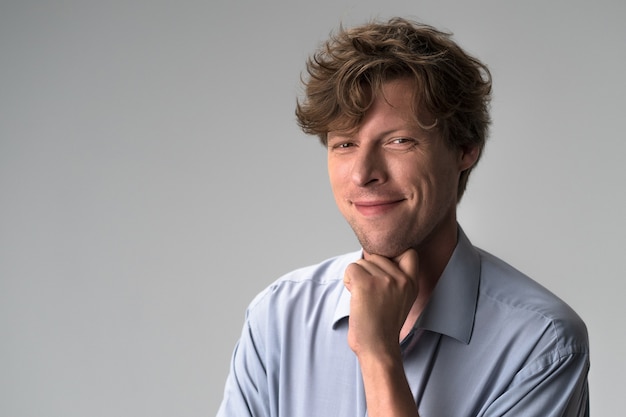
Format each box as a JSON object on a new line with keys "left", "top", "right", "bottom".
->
{"left": 328, "top": 78, "right": 434, "bottom": 137}
{"left": 371, "top": 78, "right": 419, "bottom": 113}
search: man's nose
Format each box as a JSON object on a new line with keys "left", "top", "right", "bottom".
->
{"left": 351, "top": 147, "right": 387, "bottom": 187}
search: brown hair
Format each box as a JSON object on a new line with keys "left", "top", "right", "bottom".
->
{"left": 295, "top": 17, "right": 492, "bottom": 199}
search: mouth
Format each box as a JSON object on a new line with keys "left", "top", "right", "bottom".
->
{"left": 352, "top": 199, "right": 405, "bottom": 217}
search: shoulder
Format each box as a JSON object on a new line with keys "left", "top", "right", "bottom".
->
{"left": 246, "top": 250, "right": 360, "bottom": 316}
{"left": 476, "top": 248, "right": 588, "bottom": 353}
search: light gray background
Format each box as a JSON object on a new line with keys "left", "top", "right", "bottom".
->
{"left": 1, "top": 0, "right": 624, "bottom": 416}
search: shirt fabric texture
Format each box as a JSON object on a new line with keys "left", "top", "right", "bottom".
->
{"left": 217, "top": 227, "right": 590, "bottom": 417}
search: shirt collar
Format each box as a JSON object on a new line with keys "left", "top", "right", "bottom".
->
{"left": 332, "top": 226, "right": 480, "bottom": 345}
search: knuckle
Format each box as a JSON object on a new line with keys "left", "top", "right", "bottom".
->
{"left": 380, "top": 274, "right": 394, "bottom": 286}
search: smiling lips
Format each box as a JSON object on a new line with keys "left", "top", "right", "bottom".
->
{"left": 352, "top": 199, "right": 406, "bottom": 216}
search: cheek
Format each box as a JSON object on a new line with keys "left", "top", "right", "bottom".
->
{"left": 328, "top": 158, "right": 349, "bottom": 185}
{"left": 327, "top": 163, "right": 346, "bottom": 203}
{"left": 399, "top": 165, "right": 431, "bottom": 191}
{"left": 427, "top": 166, "right": 461, "bottom": 207}
{"left": 403, "top": 165, "right": 456, "bottom": 203}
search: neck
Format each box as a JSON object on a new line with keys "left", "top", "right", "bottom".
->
{"left": 416, "top": 219, "right": 458, "bottom": 289}
{"left": 399, "top": 217, "right": 459, "bottom": 341}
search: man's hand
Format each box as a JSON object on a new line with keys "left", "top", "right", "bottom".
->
{"left": 343, "top": 248, "right": 421, "bottom": 417}
{"left": 343, "top": 248, "right": 420, "bottom": 358}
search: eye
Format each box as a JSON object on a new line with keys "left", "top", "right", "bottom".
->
{"left": 329, "top": 141, "right": 357, "bottom": 152}
{"left": 387, "top": 137, "right": 417, "bottom": 149}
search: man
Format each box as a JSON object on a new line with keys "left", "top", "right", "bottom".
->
{"left": 217, "top": 18, "right": 589, "bottom": 417}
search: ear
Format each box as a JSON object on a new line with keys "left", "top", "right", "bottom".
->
{"left": 458, "top": 145, "right": 480, "bottom": 172}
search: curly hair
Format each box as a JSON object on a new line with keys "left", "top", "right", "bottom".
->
{"left": 295, "top": 17, "right": 492, "bottom": 199}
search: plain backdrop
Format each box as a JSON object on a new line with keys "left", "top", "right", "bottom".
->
{"left": 1, "top": 0, "right": 624, "bottom": 416}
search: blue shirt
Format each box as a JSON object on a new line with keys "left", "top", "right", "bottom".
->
{"left": 217, "top": 228, "right": 590, "bottom": 416}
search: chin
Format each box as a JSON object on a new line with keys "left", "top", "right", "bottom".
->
{"left": 359, "top": 238, "right": 412, "bottom": 259}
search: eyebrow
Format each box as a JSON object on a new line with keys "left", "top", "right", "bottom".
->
{"left": 328, "top": 126, "right": 423, "bottom": 142}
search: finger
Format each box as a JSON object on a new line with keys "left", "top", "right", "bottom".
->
{"left": 358, "top": 254, "right": 406, "bottom": 283}
{"left": 394, "top": 248, "right": 420, "bottom": 287}
{"left": 343, "top": 262, "right": 372, "bottom": 291}
{"left": 353, "top": 258, "right": 388, "bottom": 277}
{"left": 343, "top": 268, "right": 351, "bottom": 291}
{"left": 343, "top": 259, "right": 393, "bottom": 295}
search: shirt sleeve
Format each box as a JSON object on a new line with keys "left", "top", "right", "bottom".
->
{"left": 483, "top": 348, "right": 590, "bottom": 417}
{"left": 216, "top": 318, "right": 270, "bottom": 417}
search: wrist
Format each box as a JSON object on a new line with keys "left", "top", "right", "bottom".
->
{"left": 355, "top": 344, "right": 403, "bottom": 374}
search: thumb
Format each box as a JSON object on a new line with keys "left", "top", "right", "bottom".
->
{"left": 394, "top": 248, "right": 419, "bottom": 285}
{"left": 343, "top": 268, "right": 352, "bottom": 292}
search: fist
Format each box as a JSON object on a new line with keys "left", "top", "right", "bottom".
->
{"left": 343, "top": 248, "right": 419, "bottom": 357}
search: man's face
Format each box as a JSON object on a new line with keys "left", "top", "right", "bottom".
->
{"left": 327, "top": 78, "right": 477, "bottom": 258}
